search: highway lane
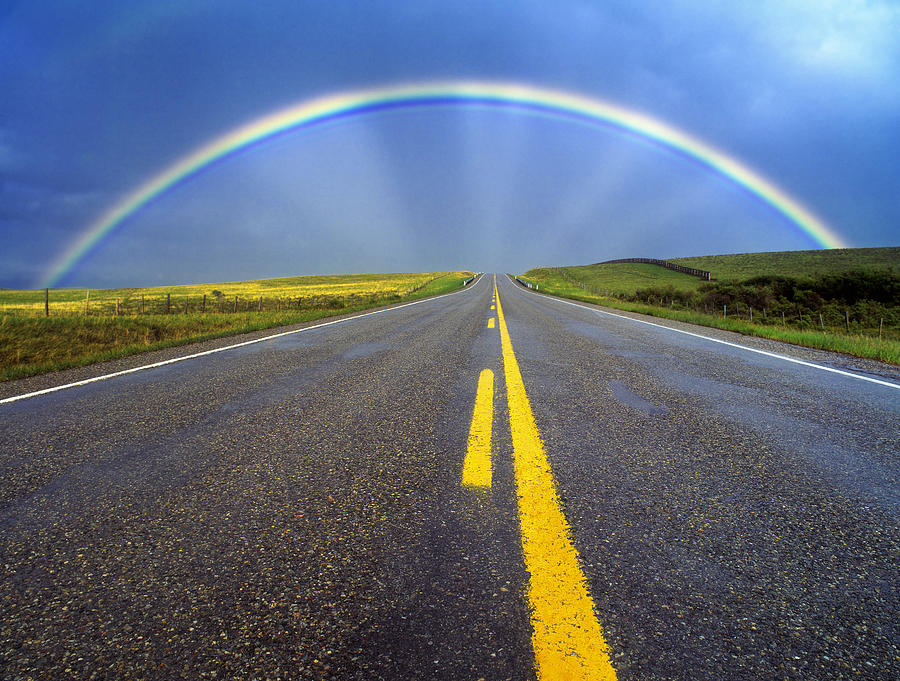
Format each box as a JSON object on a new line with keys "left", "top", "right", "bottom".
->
{"left": 496, "top": 274, "right": 898, "bottom": 680}
{"left": 1, "top": 274, "right": 536, "bottom": 680}
{"left": 1, "top": 272, "right": 898, "bottom": 679}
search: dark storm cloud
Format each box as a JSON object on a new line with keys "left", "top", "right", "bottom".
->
{"left": 0, "top": 0, "right": 897, "bottom": 287}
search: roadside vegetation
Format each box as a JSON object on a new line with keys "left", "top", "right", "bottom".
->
{"left": 0, "top": 271, "right": 475, "bottom": 381}
{"left": 522, "top": 247, "right": 900, "bottom": 364}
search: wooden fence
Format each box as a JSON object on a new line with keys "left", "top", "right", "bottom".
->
{"left": 597, "top": 258, "right": 711, "bottom": 280}
{"left": 4, "top": 291, "right": 393, "bottom": 317}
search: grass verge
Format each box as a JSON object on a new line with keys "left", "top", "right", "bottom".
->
{"left": 514, "top": 273, "right": 900, "bottom": 365}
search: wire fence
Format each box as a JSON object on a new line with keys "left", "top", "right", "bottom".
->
{"left": 1, "top": 275, "right": 448, "bottom": 318}
{"left": 534, "top": 269, "right": 896, "bottom": 341}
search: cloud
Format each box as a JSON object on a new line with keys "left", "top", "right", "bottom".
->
{"left": 750, "top": 0, "right": 900, "bottom": 78}
{"left": 2, "top": 1, "right": 897, "bottom": 287}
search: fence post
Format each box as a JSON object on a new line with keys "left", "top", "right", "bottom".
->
{"left": 234, "top": 295, "right": 238, "bottom": 313}
{"left": 202, "top": 294, "right": 206, "bottom": 313}
{"left": 84, "top": 289, "right": 90, "bottom": 316}
{"left": 880, "top": 318, "right": 883, "bottom": 340}
{"left": 115, "top": 298, "right": 119, "bottom": 316}
{"left": 819, "top": 313, "right": 824, "bottom": 332}
{"left": 44, "top": 288, "right": 49, "bottom": 317}
{"left": 141, "top": 295, "right": 145, "bottom": 315}
{"left": 749, "top": 306, "right": 753, "bottom": 323}
{"left": 166, "top": 293, "right": 171, "bottom": 314}
{"left": 845, "top": 310, "right": 850, "bottom": 333}
{"left": 782, "top": 311, "right": 785, "bottom": 327}
{"left": 723, "top": 304, "right": 726, "bottom": 318}
{"left": 258, "top": 296, "right": 262, "bottom": 312}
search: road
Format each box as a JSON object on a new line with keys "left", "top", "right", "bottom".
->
{"left": 1, "top": 274, "right": 897, "bottom": 680}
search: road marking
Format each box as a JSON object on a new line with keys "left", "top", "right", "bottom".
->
{"left": 462, "top": 369, "right": 494, "bottom": 488}
{"left": 507, "top": 276, "right": 900, "bottom": 390}
{"left": 491, "top": 304, "right": 495, "bottom": 309}
{"left": 488, "top": 318, "right": 495, "bottom": 328}
{"left": 0, "top": 274, "right": 487, "bottom": 406}
{"left": 495, "top": 283, "right": 618, "bottom": 680}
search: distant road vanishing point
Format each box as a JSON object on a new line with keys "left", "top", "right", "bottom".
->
{"left": 1, "top": 274, "right": 897, "bottom": 679}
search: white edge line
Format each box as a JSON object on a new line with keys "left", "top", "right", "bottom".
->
{"left": 1, "top": 274, "right": 486, "bottom": 406}
{"left": 504, "top": 275, "right": 900, "bottom": 390}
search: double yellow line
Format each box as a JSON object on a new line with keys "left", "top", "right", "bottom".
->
{"left": 462, "top": 278, "right": 617, "bottom": 680}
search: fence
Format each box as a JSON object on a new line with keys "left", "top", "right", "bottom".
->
{"left": 547, "top": 270, "right": 894, "bottom": 340}
{"left": 597, "top": 258, "right": 711, "bottom": 280}
{"left": 628, "top": 297, "right": 893, "bottom": 340}
{"left": 554, "top": 268, "right": 592, "bottom": 292}
{"left": 1, "top": 273, "right": 471, "bottom": 318}
{"left": 1, "top": 290, "right": 403, "bottom": 318}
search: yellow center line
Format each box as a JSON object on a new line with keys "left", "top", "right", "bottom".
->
{"left": 495, "top": 280, "right": 617, "bottom": 680}
{"left": 462, "top": 368, "right": 494, "bottom": 488}
{"left": 488, "top": 318, "right": 496, "bottom": 328}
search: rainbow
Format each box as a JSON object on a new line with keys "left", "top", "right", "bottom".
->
{"left": 40, "top": 80, "right": 847, "bottom": 287}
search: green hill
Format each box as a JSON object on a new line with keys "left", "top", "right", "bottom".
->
{"left": 672, "top": 247, "right": 899, "bottom": 282}
{"left": 524, "top": 247, "right": 899, "bottom": 297}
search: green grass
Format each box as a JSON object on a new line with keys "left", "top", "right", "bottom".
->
{"left": 514, "top": 287, "right": 900, "bottom": 364}
{"left": 528, "top": 246, "right": 899, "bottom": 298}
{"left": 671, "top": 246, "right": 899, "bottom": 282}
{"left": 522, "top": 247, "right": 900, "bottom": 365}
{"left": 523, "top": 265, "right": 700, "bottom": 296}
{"left": 0, "top": 271, "right": 474, "bottom": 381}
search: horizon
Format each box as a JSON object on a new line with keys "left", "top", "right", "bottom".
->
{"left": 6, "top": 244, "right": 896, "bottom": 293}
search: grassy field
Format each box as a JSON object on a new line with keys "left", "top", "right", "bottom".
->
{"left": 672, "top": 247, "right": 900, "bottom": 282}
{"left": 530, "top": 262, "right": 701, "bottom": 295}
{"left": 1, "top": 271, "right": 456, "bottom": 317}
{"left": 0, "top": 271, "right": 474, "bottom": 381}
{"left": 528, "top": 247, "right": 900, "bottom": 297}
{"left": 522, "top": 247, "right": 900, "bottom": 364}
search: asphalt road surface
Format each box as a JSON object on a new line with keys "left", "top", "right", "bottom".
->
{"left": 1, "top": 274, "right": 897, "bottom": 680}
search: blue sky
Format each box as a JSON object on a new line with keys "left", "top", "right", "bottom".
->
{"left": 1, "top": 1, "right": 898, "bottom": 288}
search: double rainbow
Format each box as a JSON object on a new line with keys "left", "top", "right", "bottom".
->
{"left": 41, "top": 80, "right": 846, "bottom": 287}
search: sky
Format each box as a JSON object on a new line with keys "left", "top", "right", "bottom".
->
{"left": 1, "top": 0, "right": 898, "bottom": 288}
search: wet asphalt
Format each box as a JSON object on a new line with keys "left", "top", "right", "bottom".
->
{"left": 1, "top": 273, "right": 897, "bottom": 680}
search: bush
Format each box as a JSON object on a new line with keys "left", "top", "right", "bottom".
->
{"left": 619, "top": 269, "right": 898, "bottom": 329}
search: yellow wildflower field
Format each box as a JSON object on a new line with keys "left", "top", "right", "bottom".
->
{"left": 1, "top": 271, "right": 470, "bottom": 317}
